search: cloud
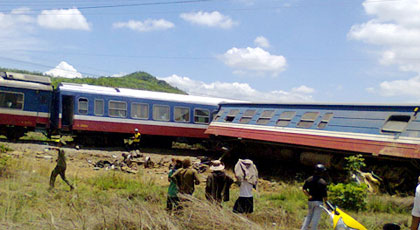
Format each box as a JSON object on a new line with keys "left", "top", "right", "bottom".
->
{"left": 44, "top": 61, "right": 83, "bottom": 78}
{"left": 0, "top": 8, "right": 40, "bottom": 52}
{"left": 113, "top": 19, "right": 174, "bottom": 32}
{"left": 221, "top": 47, "right": 287, "bottom": 76}
{"left": 37, "top": 8, "right": 90, "bottom": 30}
{"left": 254, "top": 36, "right": 270, "bottom": 48}
{"left": 111, "top": 72, "right": 127, "bottom": 78}
{"left": 349, "top": 0, "right": 420, "bottom": 72}
{"left": 159, "top": 74, "right": 314, "bottom": 102}
{"left": 180, "top": 11, "right": 237, "bottom": 29}
{"left": 350, "top": 0, "right": 420, "bottom": 97}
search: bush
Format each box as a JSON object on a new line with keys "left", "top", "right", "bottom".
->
{"left": 0, "top": 154, "right": 12, "bottom": 177}
{"left": 328, "top": 182, "right": 368, "bottom": 211}
{"left": 0, "top": 144, "right": 12, "bottom": 153}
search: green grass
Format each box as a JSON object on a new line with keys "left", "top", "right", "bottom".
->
{"left": 0, "top": 157, "right": 413, "bottom": 229}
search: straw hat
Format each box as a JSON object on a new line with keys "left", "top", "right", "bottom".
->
{"left": 210, "top": 160, "right": 225, "bottom": 171}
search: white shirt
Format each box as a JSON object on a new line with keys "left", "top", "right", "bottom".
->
{"left": 239, "top": 181, "right": 253, "bottom": 198}
{"left": 412, "top": 184, "right": 420, "bottom": 217}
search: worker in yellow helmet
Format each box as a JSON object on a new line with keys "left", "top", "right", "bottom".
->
{"left": 131, "top": 128, "right": 141, "bottom": 151}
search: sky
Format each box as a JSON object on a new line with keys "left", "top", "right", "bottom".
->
{"left": 1, "top": 0, "right": 420, "bottom": 103}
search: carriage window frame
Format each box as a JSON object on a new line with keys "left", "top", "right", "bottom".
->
{"left": 109, "top": 100, "right": 127, "bottom": 118}
{"left": 317, "top": 112, "right": 334, "bottom": 129}
{"left": 239, "top": 109, "right": 256, "bottom": 124}
{"left": 0, "top": 90, "right": 24, "bottom": 110}
{"left": 131, "top": 102, "right": 149, "bottom": 120}
{"left": 174, "top": 106, "right": 190, "bottom": 123}
{"left": 153, "top": 104, "right": 170, "bottom": 121}
{"left": 381, "top": 115, "right": 411, "bottom": 133}
{"left": 94, "top": 99, "right": 104, "bottom": 116}
{"left": 276, "top": 111, "right": 296, "bottom": 127}
{"left": 225, "top": 109, "right": 240, "bottom": 122}
{"left": 78, "top": 97, "right": 88, "bottom": 115}
{"left": 297, "top": 112, "right": 319, "bottom": 128}
{"left": 194, "top": 108, "right": 210, "bottom": 124}
{"left": 256, "top": 110, "right": 275, "bottom": 125}
{"left": 213, "top": 109, "right": 224, "bottom": 121}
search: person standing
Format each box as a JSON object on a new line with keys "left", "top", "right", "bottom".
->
{"left": 233, "top": 159, "right": 258, "bottom": 214}
{"left": 49, "top": 140, "right": 74, "bottom": 191}
{"left": 171, "top": 159, "right": 200, "bottom": 196}
{"left": 301, "top": 164, "right": 328, "bottom": 230}
{"left": 205, "top": 160, "right": 234, "bottom": 204}
{"left": 131, "top": 128, "right": 141, "bottom": 151}
{"left": 411, "top": 176, "right": 420, "bottom": 230}
{"left": 167, "top": 159, "right": 183, "bottom": 211}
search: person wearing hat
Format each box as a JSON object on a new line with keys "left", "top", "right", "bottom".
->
{"left": 411, "top": 176, "right": 420, "bottom": 230}
{"left": 49, "top": 140, "right": 74, "bottom": 191}
{"left": 233, "top": 159, "right": 258, "bottom": 214}
{"left": 301, "top": 164, "right": 328, "bottom": 230}
{"left": 130, "top": 128, "right": 141, "bottom": 151}
{"left": 166, "top": 159, "right": 183, "bottom": 211}
{"left": 205, "top": 160, "right": 234, "bottom": 204}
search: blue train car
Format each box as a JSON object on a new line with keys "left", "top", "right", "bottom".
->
{"left": 206, "top": 102, "right": 420, "bottom": 161}
{"left": 0, "top": 72, "right": 53, "bottom": 140}
{"left": 53, "top": 83, "right": 233, "bottom": 145}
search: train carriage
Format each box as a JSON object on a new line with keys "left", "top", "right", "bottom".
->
{"left": 207, "top": 102, "right": 420, "bottom": 159}
{"left": 54, "top": 83, "right": 232, "bottom": 145}
{"left": 0, "top": 72, "right": 53, "bottom": 140}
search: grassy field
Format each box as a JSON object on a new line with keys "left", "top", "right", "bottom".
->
{"left": 0, "top": 145, "right": 413, "bottom": 230}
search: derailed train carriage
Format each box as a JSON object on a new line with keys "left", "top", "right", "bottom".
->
{"left": 206, "top": 102, "right": 420, "bottom": 191}
{"left": 0, "top": 71, "right": 229, "bottom": 146}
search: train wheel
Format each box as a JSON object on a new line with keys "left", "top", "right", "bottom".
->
{"left": 5, "top": 127, "right": 25, "bottom": 141}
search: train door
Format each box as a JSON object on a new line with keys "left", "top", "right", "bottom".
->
{"left": 62, "top": 95, "right": 74, "bottom": 130}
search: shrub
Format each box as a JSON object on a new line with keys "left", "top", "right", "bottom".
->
{"left": 0, "top": 144, "right": 12, "bottom": 153}
{"left": 0, "top": 154, "right": 12, "bottom": 177}
{"left": 328, "top": 182, "right": 368, "bottom": 211}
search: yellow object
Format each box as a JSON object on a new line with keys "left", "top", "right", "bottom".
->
{"left": 133, "top": 132, "right": 141, "bottom": 143}
{"left": 332, "top": 207, "right": 367, "bottom": 230}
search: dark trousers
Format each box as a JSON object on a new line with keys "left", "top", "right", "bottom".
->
{"left": 50, "top": 166, "right": 73, "bottom": 189}
{"left": 233, "top": 197, "right": 253, "bottom": 214}
{"left": 166, "top": 196, "right": 180, "bottom": 211}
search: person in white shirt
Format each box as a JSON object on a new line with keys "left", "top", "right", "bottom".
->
{"left": 411, "top": 176, "right": 420, "bottom": 230}
{"left": 233, "top": 159, "right": 258, "bottom": 214}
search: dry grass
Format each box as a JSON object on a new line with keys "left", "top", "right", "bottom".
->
{"left": 0, "top": 155, "right": 413, "bottom": 230}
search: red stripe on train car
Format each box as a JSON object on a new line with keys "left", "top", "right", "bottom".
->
{"left": 0, "top": 113, "right": 48, "bottom": 127}
{"left": 206, "top": 126, "right": 420, "bottom": 159}
{"left": 72, "top": 119, "right": 209, "bottom": 138}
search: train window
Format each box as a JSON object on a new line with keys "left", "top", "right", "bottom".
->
{"left": 256, "top": 110, "right": 275, "bottom": 125}
{"left": 276, "top": 111, "right": 296, "bottom": 127}
{"left": 213, "top": 109, "right": 224, "bottom": 121}
{"left": 109, "top": 101, "right": 127, "bottom": 117}
{"left": 94, "top": 99, "right": 104, "bottom": 116}
{"left": 382, "top": 115, "right": 411, "bottom": 133}
{"left": 78, "top": 98, "right": 88, "bottom": 114}
{"left": 240, "top": 109, "right": 256, "bottom": 124}
{"left": 317, "top": 112, "right": 334, "bottom": 129}
{"left": 153, "top": 105, "right": 170, "bottom": 121}
{"left": 297, "top": 112, "right": 319, "bottom": 128}
{"left": 174, "top": 107, "right": 190, "bottom": 123}
{"left": 131, "top": 103, "right": 149, "bottom": 119}
{"left": 194, "top": 109, "right": 210, "bottom": 124}
{"left": 0, "top": 91, "right": 24, "bottom": 109}
{"left": 225, "top": 109, "right": 239, "bottom": 122}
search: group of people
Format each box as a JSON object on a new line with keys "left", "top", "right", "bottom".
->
{"left": 166, "top": 157, "right": 259, "bottom": 214}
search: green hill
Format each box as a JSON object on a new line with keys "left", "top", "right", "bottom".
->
{"left": 0, "top": 68, "right": 186, "bottom": 94}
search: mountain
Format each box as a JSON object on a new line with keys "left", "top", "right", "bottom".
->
{"left": 0, "top": 68, "right": 186, "bottom": 94}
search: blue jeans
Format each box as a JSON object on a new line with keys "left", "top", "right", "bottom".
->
{"left": 301, "top": 201, "right": 323, "bottom": 230}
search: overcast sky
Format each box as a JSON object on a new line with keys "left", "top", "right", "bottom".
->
{"left": 1, "top": 0, "right": 419, "bottom": 103}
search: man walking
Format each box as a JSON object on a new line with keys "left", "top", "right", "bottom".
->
{"left": 301, "top": 164, "right": 328, "bottom": 230}
{"left": 166, "top": 159, "right": 182, "bottom": 211}
{"left": 205, "top": 160, "right": 234, "bottom": 204}
{"left": 49, "top": 140, "right": 74, "bottom": 191}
